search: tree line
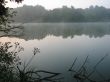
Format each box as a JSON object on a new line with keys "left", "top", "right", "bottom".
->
{"left": 13, "top": 5, "right": 110, "bottom": 23}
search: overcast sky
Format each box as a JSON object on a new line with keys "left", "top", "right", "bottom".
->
{"left": 7, "top": 0, "right": 110, "bottom": 9}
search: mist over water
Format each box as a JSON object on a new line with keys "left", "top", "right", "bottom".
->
{"left": 1, "top": 22, "right": 110, "bottom": 82}
{"left": 20, "top": 22, "right": 110, "bottom": 40}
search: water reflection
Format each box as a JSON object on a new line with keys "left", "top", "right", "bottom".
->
{"left": 21, "top": 22, "right": 110, "bottom": 40}
{"left": 0, "top": 23, "right": 110, "bottom": 82}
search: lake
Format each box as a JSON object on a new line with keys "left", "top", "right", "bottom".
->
{"left": 1, "top": 22, "right": 110, "bottom": 82}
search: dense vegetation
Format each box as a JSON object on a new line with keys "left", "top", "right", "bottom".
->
{"left": 13, "top": 5, "right": 110, "bottom": 23}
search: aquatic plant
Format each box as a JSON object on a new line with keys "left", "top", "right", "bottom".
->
{"left": 68, "top": 55, "right": 110, "bottom": 82}
{"left": 0, "top": 42, "right": 61, "bottom": 82}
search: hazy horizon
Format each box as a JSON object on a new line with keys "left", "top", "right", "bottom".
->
{"left": 6, "top": 0, "right": 110, "bottom": 9}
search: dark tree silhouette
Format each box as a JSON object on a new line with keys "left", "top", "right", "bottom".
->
{"left": 0, "top": 0, "right": 24, "bottom": 37}
{"left": 0, "top": 0, "right": 23, "bottom": 16}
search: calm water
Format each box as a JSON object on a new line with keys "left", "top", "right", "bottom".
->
{"left": 1, "top": 22, "right": 110, "bottom": 82}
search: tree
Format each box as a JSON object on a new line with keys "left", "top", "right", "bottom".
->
{"left": 0, "top": 0, "right": 23, "bottom": 16}
{"left": 0, "top": 0, "right": 24, "bottom": 37}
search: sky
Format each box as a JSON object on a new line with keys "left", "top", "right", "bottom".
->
{"left": 6, "top": 0, "right": 110, "bottom": 9}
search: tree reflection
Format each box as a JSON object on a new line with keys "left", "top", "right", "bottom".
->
{"left": 20, "top": 23, "right": 110, "bottom": 40}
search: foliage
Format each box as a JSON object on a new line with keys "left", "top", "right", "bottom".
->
{"left": 0, "top": 42, "right": 61, "bottom": 82}
{"left": 0, "top": 42, "right": 24, "bottom": 82}
{"left": 0, "top": 0, "right": 24, "bottom": 36}
{"left": 13, "top": 5, "right": 110, "bottom": 22}
{"left": 0, "top": 0, "right": 23, "bottom": 21}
